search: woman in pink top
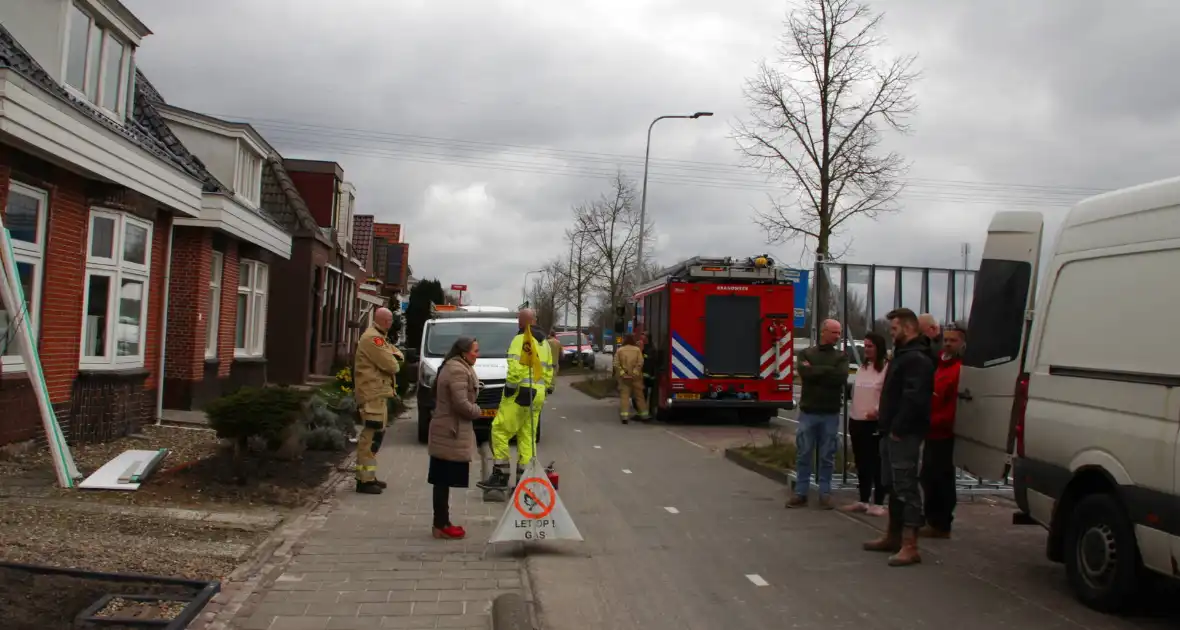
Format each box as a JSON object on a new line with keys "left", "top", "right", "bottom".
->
{"left": 843, "top": 331, "right": 888, "bottom": 516}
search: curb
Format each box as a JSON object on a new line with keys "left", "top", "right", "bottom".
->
{"left": 723, "top": 448, "right": 795, "bottom": 486}
{"left": 492, "top": 592, "right": 534, "bottom": 630}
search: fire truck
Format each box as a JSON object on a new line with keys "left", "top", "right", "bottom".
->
{"left": 631, "top": 255, "right": 797, "bottom": 423}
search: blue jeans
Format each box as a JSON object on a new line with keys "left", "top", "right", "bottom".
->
{"left": 794, "top": 412, "right": 840, "bottom": 497}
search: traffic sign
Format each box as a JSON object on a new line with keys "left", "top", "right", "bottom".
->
{"left": 451, "top": 284, "right": 467, "bottom": 291}
{"left": 489, "top": 461, "right": 583, "bottom": 543}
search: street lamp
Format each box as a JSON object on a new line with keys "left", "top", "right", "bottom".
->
{"left": 521, "top": 268, "right": 545, "bottom": 307}
{"left": 635, "top": 111, "right": 713, "bottom": 286}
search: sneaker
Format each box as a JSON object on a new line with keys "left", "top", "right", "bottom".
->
{"left": 840, "top": 502, "right": 869, "bottom": 513}
{"left": 866, "top": 504, "right": 887, "bottom": 517}
{"left": 477, "top": 465, "right": 510, "bottom": 490}
{"left": 785, "top": 495, "right": 808, "bottom": 509}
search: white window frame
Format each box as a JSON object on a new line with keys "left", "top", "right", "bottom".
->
{"left": 234, "top": 259, "right": 268, "bottom": 358}
{"left": 233, "top": 143, "right": 263, "bottom": 208}
{"left": 62, "top": 2, "right": 133, "bottom": 120}
{"left": 79, "top": 210, "right": 153, "bottom": 370}
{"left": 1, "top": 183, "right": 49, "bottom": 372}
{"left": 205, "top": 251, "right": 223, "bottom": 359}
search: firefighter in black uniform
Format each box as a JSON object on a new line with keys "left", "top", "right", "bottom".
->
{"left": 634, "top": 332, "right": 657, "bottom": 422}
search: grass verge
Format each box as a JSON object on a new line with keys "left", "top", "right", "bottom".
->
{"left": 570, "top": 377, "right": 617, "bottom": 399}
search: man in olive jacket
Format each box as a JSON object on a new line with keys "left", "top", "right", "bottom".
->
{"left": 787, "top": 319, "right": 849, "bottom": 510}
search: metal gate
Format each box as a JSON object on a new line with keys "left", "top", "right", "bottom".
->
{"left": 806, "top": 261, "right": 1013, "bottom": 497}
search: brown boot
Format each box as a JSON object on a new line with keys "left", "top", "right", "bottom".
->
{"left": 863, "top": 516, "right": 902, "bottom": 552}
{"left": 888, "top": 528, "right": 923, "bottom": 566}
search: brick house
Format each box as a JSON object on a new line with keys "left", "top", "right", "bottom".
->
{"left": 0, "top": 2, "right": 225, "bottom": 445}
{"left": 136, "top": 97, "right": 293, "bottom": 411}
{"left": 261, "top": 159, "right": 368, "bottom": 385}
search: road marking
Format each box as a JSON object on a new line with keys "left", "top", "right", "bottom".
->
{"left": 664, "top": 429, "right": 705, "bottom": 450}
{"left": 593, "top": 445, "right": 602, "bottom": 449}
{"left": 745, "top": 574, "right": 769, "bottom": 587}
{"left": 561, "top": 416, "right": 567, "bottom": 419}
{"left": 622, "top": 469, "right": 632, "bottom": 474}
{"left": 664, "top": 506, "right": 679, "bottom": 514}
{"left": 574, "top": 429, "right": 582, "bottom": 433}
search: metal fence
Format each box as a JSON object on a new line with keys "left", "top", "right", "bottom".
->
{"left": 803, "top": 261, "right": 1013, "bottom": 497}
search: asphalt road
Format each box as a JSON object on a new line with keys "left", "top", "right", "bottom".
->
{"left": 522, "top": 378, "right": 1179, "bottom": 630}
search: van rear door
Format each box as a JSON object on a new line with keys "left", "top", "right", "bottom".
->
{"left": 955, "top": 211, "right": 1044, "bottom": 481}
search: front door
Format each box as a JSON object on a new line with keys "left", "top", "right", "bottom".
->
{"left": 954, "top": 211, "right": 1044, "bottom": 481}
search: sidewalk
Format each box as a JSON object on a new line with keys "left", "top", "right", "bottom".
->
{"left": 231, "top": 416, "right": 525, "bottom": 629}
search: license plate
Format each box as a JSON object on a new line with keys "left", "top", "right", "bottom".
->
{"left": 675, "top": 393, "right": 700, "bottom": 400}
{"left": 481, "top": 408, "right": 497, "bottom": 417}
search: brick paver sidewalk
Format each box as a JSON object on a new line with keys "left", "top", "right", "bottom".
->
{"left": 233, "top": 417, "right": 524, "bottom": 629}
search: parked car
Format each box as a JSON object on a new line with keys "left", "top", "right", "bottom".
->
{"left": 555, "top": 331, "right": 594, "bottom": 366}
{"left": 958, "top": 181, "right": 1180, "bottom": 613}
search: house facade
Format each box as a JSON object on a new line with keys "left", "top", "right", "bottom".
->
{"left": 0, "top": 1, "right": 210, "bottom": 444}
{"left": 143, "top": 101, "right": 292, "bottom": 410}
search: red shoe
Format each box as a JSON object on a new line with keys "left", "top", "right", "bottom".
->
{"left": 432, "top": 525, "right": 466, "bottom": 540}
{"left": 451, "top": 524, "right": 467, "bottom": 537}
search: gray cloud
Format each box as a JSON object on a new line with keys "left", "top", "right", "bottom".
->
{"left": 123, "top": 0, "right": 1180, "bottom": 310}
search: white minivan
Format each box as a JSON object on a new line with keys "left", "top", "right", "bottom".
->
{"left": 956, "top": 178, "right": 1180, "bottom": 612}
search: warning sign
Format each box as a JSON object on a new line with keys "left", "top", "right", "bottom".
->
{"left": 489, "top": 462, "right": 582, "bottom": 543}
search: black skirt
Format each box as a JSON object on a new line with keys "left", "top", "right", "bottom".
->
{"left": 428, "top": 456, "right": 471, "bottom": 488}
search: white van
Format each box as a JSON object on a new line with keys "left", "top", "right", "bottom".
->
{"left": 956, "top": 178, "right": 1180, "bottom": 613}
{"left": 416, "top": 311, "right": 522, "bottom": 444}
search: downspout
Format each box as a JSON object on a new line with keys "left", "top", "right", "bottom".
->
{"left": 154, "top": 219, "right": 176, "bottom": 426}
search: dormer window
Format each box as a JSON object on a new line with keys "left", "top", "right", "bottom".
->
{"left": 65, "top": 2, "right": 132, "bottom": 119}
{"left": 234, "top": 142, "right": 262, "bottom": 207}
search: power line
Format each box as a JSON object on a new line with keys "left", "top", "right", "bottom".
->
{"left": 263, "top": 133, "right": 1079, "bottom": 209}
{"left": 214, "top": 113, "right": 1109, "bottom": 199}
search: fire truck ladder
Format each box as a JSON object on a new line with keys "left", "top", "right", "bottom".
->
{"left": 654, "top": 256, "right": 787, "bottom": 283}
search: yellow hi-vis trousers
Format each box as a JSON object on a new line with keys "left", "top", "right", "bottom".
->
{"left": 491, "top": 387, "right": 545, "bottom": 467}
{"left": 355, "top": 403, "right": 389, "bottom": 483}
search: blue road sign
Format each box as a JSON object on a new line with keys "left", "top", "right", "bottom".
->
{"left": 778, "top": 268, "right": 810, "bottom": 329}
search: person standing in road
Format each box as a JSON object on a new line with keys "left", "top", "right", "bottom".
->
{"left": 353, "top": 307, "right": 402, "bottom": 495}
{"left": 787, "top": 318, "right": 849, "bottom": 510}
{"left": 478, "top": 308, "right": 554, "bottom": 490}
{"left": 842, "top": 331, "right": 889, "bottom": 517}
{"left": 547, "top": 330, "right": 563, "bottom": 382}
{"left": 921, "top": 321, "right": 966, "bottom": 539}
{"left": 613, "top": 333, "right": 648, "bottom": 424}
{"left": 918, "top": 313, "right": 942, "bottom": 361}
{"left": 427, "top": 336, "right": 483, "bottom": 540}
{"left": 639, "top": 333, "right": 657, "bottom": 420}
{"left": 863, "top": 308, "right": 935, "bottom": 567}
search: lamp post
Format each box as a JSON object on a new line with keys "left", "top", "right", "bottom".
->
{"left": 635, "top": 111, "right": 713, "bottom": 285}
{"left": 521, "top": 268, "right": 545, "bottom": 307}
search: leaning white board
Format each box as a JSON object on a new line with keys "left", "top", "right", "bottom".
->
{"left": 78, "top": 449, "right": 170, "bottom": 491}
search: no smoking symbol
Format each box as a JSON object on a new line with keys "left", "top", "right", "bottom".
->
{"left": 513, "top": 477, "right": 555, "bottom": 520}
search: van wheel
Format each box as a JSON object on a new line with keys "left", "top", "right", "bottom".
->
{"left": 417, "top": 405, "right": 430, "bottom": 445}
{"left": 1063, "top": 493, "right": 1141, "bottom": 613}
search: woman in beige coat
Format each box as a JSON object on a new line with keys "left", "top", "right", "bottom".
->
{"left": 428, "top": 336, "right": 482, "bottom": 540}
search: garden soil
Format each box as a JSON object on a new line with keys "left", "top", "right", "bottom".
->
{"left": 0, "top": 566, "right": 200, "bottom": 630}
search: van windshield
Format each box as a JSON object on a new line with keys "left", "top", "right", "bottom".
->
{"left": 424, "top": 320, "right": 519, "bottom": 358}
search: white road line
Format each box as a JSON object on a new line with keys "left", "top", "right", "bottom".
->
{"left": 622, "top": 469, "right": 632, "bottom": 474}
{"left": 664, "top": 506, "right": 680, "bottom": 514}
{"left": 561, "top": 416, "right": 567, "bottom": 419}
{"left": 593, "top": 445, "right": 602, "bottom": 449}
{"left": 664, "top": 429, "right": 705, "bottom": 450}
{"left": 746, "top": 574, "right": 769, "bottom": 587}
{"left": 574, "top": 429, "right": 582, "bottom": 433}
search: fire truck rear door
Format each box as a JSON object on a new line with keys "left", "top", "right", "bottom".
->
{"left": 704, "top": 294, "right": 760, "bottom": 377}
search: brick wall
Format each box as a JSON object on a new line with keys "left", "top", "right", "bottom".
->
{"left": 164, "top": 226, "right": 211, "bottom": 381}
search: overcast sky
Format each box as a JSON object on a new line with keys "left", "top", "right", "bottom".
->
{"left": 123, "top": 0, "right": 1180, "bottom": 313}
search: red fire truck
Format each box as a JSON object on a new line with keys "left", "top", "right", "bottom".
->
{"left": 631, "top": 255, "right": 797, "bottom": 423}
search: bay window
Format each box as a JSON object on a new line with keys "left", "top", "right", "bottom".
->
{"left": 64, "top": 2, "right": 133, "bottom": 119}
{"left": 81, "top": 210, "right": 152, "bottom": 369}
{"left": 0, "top": 183, "right": 48, "bottom": 371}
{"left": 205, "top": 252, "right": 223, "bottom": 359}
{"left": 235, "top": 260, "right": 268, "bottom": 358}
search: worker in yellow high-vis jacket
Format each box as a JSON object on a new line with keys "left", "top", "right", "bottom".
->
{"left": 477, "top": 307, "right": 554, "bottom": 490}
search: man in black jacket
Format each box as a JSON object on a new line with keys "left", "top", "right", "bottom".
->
{"left": 863, "top": 308, "right": 934, "bottom": 567}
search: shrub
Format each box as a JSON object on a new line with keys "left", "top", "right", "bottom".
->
{"left": 305, "top": 426, "right": 347, "bottom": 451}
{"left": 306, "top": 393, "right": 357, "bottom": 443}
{"left": 206, "top": 386, "right": 311, "bottom": 451}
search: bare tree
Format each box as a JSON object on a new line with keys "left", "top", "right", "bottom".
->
{"left": 572, "top": 172, "right": 650, "bottom": 327}
{"left": 527, "top": 263, "right": 567, "bottom": 332}
{"left": 552, "top": 229, "right": 598, "bottom": 363}
{"left": 735, "top": 0, "right": 918, "bottom": 322}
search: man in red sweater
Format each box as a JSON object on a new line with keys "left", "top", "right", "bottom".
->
{"left": 920, "top": 321, "right": 966, "bottom": 538}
